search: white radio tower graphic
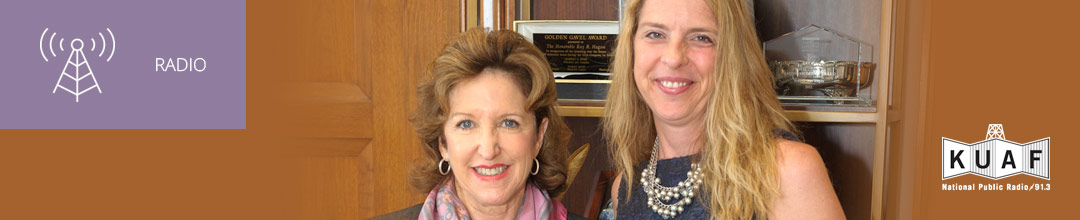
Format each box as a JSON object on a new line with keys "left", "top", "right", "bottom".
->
{"left": 52, "top": 38, "right": 102, "bottom": 102}
{"left": 39, "top": 28, "right": 116, "bottom": 103}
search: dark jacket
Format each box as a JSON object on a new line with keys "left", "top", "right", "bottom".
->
{"left": 369, "top": 204, "right": 591, "bottom": 220}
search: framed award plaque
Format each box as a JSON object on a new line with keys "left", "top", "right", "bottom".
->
{"left": 514, "top": 20, "right": 619, "bottom": 101}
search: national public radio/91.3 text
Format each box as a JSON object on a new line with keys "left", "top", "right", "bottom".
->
{"left": 942, "top": 183, "right": 1052, "bottom": 191}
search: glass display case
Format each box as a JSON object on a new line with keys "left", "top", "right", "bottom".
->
{"left": 764, "top": 24, "right": 876, "bottom": 106}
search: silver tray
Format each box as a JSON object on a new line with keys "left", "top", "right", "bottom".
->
{"left": 770, "top": 60, "right": 875, "bottom": 98}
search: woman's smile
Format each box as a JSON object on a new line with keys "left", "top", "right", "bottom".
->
{"left": 472, "top": 164, "right": 511, "bottom": 181}
{"left": 653, "top": 77, "right": 695, "bottom": 95}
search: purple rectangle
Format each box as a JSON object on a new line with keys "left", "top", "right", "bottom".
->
{"left": 0, "top": 0, "right": 246, "bottom": 129}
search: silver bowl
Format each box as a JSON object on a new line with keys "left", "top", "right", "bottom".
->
{"left": 770, "top": 60, "right": 875, "bottom": 98}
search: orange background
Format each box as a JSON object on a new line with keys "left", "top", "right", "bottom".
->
{"left": 915, "top": 0, "right": 1080, "bottom": 219}
{"left": 1, "top": 0, "right": 1079, "bottom": 219}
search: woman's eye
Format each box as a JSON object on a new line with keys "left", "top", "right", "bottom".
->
{"left": 456, "top": 120, "right": 475, "bottom": 129}
{"left": 500, "top": 120, "right": 519, "bottom": 128}
{"left": 645, "top": 31, "right": 663, "bottom": 39}
{"left": 693, "top": 35, "right": 713, "bottom": 43}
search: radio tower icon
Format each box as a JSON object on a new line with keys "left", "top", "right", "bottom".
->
{"left": 40, "top": 28, "right": 116, "bottom": 103}
{"left": 52, "top": 39, "right": 102, "bottom": 102}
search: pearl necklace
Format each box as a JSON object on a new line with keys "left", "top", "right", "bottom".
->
{"left": 640, "top": 138, "right": 702, "bottom": 219}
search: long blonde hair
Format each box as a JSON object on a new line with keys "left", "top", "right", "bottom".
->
{"left": 603, "top": 0, "right": 795, "bottom": 219}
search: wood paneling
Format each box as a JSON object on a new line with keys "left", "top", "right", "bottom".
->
{"left": 283, "top": 0, "right": 376, "bottom": 219}
{"left": 295, "top": 0, "right": 363, "bottom": 85}
{"left": 293, "top": 84, "right": 374, "bottom": 139}
{"left": 883, "top": 0, "right": 930, "bottom": 219}
{"left": 531, "top": 0, "right": 619, "bottom": 21}
{"left": 282, "top": 0, "right": 461, "bottom": 219}
{"left": 561, "top": 117, "right": 612, "bottom": 218}
{"left": 368, "top": 0, "right": 462, "bottom": 216}
{"left": 798, "top": 122, "right": 877, "bottom": 220}
{"left": 301, "top": 154, "right": 361, "bottom": 219}
{"left": 365, "top": 0, "right": 412, "bottom": 216}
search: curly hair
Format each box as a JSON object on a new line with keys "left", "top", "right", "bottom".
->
{"left": 408, "top": 27, "right": 571, "bottom": 197}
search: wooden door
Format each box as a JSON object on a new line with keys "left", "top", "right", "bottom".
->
{"left": 259, "top": 0, "right": 461, "bottom": 219}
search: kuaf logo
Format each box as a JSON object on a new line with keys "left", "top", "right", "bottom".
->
{"left": 942, "top": 124, "right": 1050, "bottom": 180}
{"left": 39, "top": 27, "right": 117, "bottom": 103}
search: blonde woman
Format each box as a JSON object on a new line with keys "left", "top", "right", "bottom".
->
{"left": 604, "top": 0, "right": 845, "bottom": 219}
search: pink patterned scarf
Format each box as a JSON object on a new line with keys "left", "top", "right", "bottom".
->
{"left": 418, "top": 178, "right": 567, "bottom": 220}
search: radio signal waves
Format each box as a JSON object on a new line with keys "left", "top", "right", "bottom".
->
{"left": 39, "top": 28, "right": 57, "bottom": 62}
{"left": 38, "top": 28, "right": 116, "bottom": 62}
